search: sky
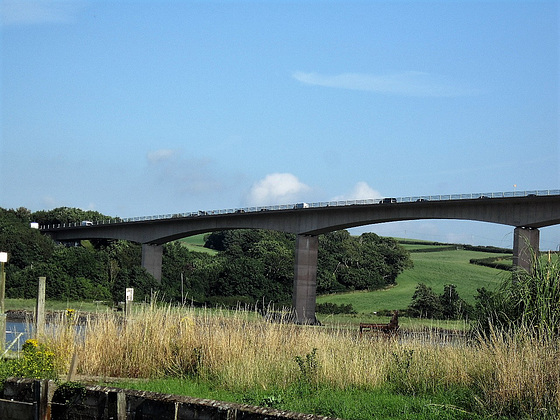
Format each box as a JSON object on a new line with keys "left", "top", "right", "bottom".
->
{"left": 1, "top": 0, "right": 559, "bottom": 250}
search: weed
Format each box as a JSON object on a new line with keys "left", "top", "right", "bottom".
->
{"left": 386, "top": 349, "right": 415, "bottom": 394}
{"left": 295, "top": 348, "right": 320, "bottom": 387}
{"left": 53, "top": 381, "right": 87, "bottom": 406}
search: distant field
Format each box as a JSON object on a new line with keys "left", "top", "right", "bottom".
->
{"left": 317, "top": 243, "right": 511, "bottom": 315}
{"left": 177, "top": 234, "right": 217, "bottom": 255}
{"left": 5, "top": 299, "right": 111, "bottom": 312}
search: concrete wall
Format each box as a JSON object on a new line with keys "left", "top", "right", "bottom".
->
{"left": 0, "top": 378, "right": 338, "bottom": 420}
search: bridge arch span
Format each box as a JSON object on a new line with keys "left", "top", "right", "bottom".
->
{"left": 42, "top": 193, "right": 560, "bottom": 324}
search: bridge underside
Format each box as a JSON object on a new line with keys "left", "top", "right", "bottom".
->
{"left": 139, "top": 226, "right": 541, "bottom": 325}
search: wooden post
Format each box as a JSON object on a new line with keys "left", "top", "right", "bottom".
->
{"left": 35, "top": 277, "right": 46, "bottom": 338}
{"left": 0, "top": 256, "right": 6, "bottom": 352}
{"left": 108, "top": 391, "right": 127, "bottom": 420}
{"left": 0, "top": 314, "right": 5, "bottom": 354}
{"left": 67, "top": 352, "right": 79, "bottom": 382}
{"left": 33, "top": 379, "right": 50, "bottom": 420}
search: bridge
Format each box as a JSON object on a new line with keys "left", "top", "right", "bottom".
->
{"left": 41, "top": 189, "right": 560, "bottom": 324}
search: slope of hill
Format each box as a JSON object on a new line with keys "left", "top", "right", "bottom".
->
{"left": 178, "top": 234, "right": 218, "bottom": 255}
{"left": 317, "top": 241, "right": 510, "bottom": 314}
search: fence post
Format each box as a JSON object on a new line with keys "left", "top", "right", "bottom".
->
{"left": 67, "top": 352, "right": 79, "bottom": 382}
{"left": 108, "top": 391, "right": 127, "bottom": 420}
{"left": 35, "top": 277, "right": 46, "bottom": 338}
{"left": 33, "top": 379, "right": 50, "bottom": 420}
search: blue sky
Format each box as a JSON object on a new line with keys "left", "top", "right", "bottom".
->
{"left": 1, "top": 1, "right": 559, "bottom": 249}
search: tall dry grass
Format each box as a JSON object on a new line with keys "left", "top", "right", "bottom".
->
{"left": 41, "top": 304, "right": 559, "bottom": 417}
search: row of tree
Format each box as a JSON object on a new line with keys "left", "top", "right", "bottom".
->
{"left": 408, "top": 283, "right": 472, "bottom": 320}
{"left": 0, "top": 207, "right": 414, "bottom": 307}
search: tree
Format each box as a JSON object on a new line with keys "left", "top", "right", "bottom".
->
{"left": 0, "top": 208, "right": 55, "bottom": 269}
{"left": 439, "top": 284, "right": 471, "bottom": 320}
{"left": 318, "top": 231, "right": 413, "bottom": 293}
{"left": 161, "top": 242, "right": 211, "bottom": 303}
{"left": 32, "top": 207, "right": 116, "bottom": 226}
{"left": 204, "top": 230, "right": 295, "bottom": 304}
{"left": 408, "top": 283, "right": 443, "bottom": 319}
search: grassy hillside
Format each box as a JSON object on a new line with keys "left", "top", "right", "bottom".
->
{"left": 177, "top": 234, "right": 218, "bottom": 255}
{"left": 317, "top": 243, "right": 510, "bottom": 315}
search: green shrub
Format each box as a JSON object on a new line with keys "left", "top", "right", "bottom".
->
{"left": 11, "top": 339, "right": 58, "bottom": 379}
{"left": 295, "top": 348, "right": 320, "bottom": 390}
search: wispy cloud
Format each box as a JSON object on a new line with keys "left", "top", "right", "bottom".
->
{"left": 147, "top": 149, "right": 178, "bottom": 163}
{"left": 245, "top": 173, "right": 311, "bottom": 206}
{"left": 293, "top": 71, "right": 480, "bottom": 97}
{"left": 146, "top": 149, "right": 223, "bottom": 195}
{"left": 1, "top": 0, "right": 83, "bottom": 26}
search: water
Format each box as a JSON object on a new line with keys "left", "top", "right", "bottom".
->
{"left": 5, "top": 321, "right": 30, "bottom": 351}
{"left": 4, "top": 320, "right": 86, "bottom": 353}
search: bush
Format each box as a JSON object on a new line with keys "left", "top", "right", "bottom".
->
{"left": 10, "top": 339, "right": 58, "bottom": 380}
{"left": 315, "top": 302, "right": 357, "bottom": 315}
{"left": 474, "top": 252, "right": 560, "bottom": 336}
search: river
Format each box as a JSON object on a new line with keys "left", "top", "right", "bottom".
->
{"left": 5, "top": 321, "right": 31, "bottom": 352}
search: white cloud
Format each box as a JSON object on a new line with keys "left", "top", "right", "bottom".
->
{"left": 245, "top": 173, "right": 311, "bottom": 206}
{"left": 293, "top": 71, "right": 479, "bottom": 97}
{"left": 1, "top": 0, "right": 83, "bottom": 25}
{"left": 332, "top": 181, "right": 383, "bottom": 201}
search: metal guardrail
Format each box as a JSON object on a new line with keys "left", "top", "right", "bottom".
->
{"left": 1, "top": 332, "right": 24, "bottom": 358}
{"left": 39, "top": 189, "right": 560, "bottom": 230}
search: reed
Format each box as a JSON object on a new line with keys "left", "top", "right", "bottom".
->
{"left": 41, "top": 304, "right": 559, "bottom": 418}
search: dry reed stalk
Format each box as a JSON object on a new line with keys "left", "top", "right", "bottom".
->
{"left": 40, "top": 304, "right": 559, "bottom": 417}
{"left": 474, "top": 327, "right": 560, "bottom": 416}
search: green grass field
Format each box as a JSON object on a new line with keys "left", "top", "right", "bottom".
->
{"left": 4, "top": 298, "right": 111, "bottom": 312}
{"left": 177, "top": 234, "right": 218, "bottom": 255}
{"left": 317, "top": 245, "right": 510, "bottom": 316}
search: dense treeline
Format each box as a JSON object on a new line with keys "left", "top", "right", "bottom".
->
{"left": 0, "top": 207, "right": 413, "bottom": 307}
{"left": 0, "top": 207, "right": 158, "bottom": 303}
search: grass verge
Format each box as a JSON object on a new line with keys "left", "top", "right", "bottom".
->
{"left": 105, "top": 377, "right": 496, "bottom": 420}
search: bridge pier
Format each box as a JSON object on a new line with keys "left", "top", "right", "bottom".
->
{"left": 293, "top": 234, "right": 319, "bottom": 325}
{"left": 141, "top": 244, "right": 163, "bottom": 283}
{"left": 513, "top": 227, "right": 539, "bottom": 273}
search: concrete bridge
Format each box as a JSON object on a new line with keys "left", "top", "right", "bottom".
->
{"left": 40, "top": 190, "right": 560, "bottom": 324}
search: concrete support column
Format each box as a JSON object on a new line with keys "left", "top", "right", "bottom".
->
{"left": 141, "top": 244, "right": 163, "bottom": 283}
{"left": 513, "top": 227, "right": 540, "bottom": 273}
{"left": 293, "top": 234, "right": 319, "bottom": 325}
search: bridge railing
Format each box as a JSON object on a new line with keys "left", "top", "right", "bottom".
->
{"left": 39, "top": 189, "right": 560, "bottom": 229}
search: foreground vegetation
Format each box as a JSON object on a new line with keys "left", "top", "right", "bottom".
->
{"left": 0, "top": 302, "right": 551, "bottom": 419}
{"left": 0, "top": 255, "right": 554, "bottom": 419}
